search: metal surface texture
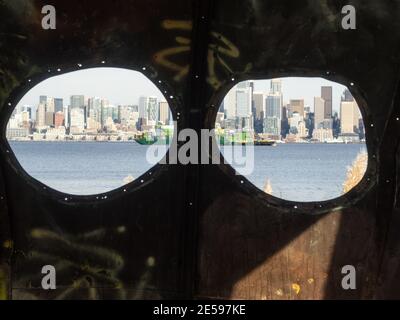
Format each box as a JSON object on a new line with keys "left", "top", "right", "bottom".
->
{"left": 0, "top": 0, "right": 399, "bottom": 299}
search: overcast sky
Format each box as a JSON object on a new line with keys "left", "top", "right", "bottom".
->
{"left": 17, "top": 68, "right": 348, "bottom": 113}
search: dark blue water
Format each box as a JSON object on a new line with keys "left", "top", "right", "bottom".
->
{"left": 9, "top": 141, "right": 366, "bottom": 201}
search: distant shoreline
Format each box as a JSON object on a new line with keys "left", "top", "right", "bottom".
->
{"left": 7, "top": 139, "right": 366, "bottom": 145}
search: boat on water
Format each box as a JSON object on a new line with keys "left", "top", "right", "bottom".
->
{"left": 254, "top": 139, "right": 276, "bottom": 146}
{"left": 134, "top": 133, "right": 158, "bottom": 145}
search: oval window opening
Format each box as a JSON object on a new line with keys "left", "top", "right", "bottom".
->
{"left": 216, "top": 77, "right": 367, "bottom": 202}
{"left": 6, "top": 67, "right": 174, "bottom": 195}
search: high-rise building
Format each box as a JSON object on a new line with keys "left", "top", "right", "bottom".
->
{"left": 54, "top": 98, "right": 63, "bottom": 113}
{"left": 321, "top": 86, "right": 332, "bottom": 119}
{"left": 253, "top": 92, "right": 265, "bottom": 120}
{"left": 36, "top": 103, "right": 46, "bottom": 127}
{"left": 270, "top": 79, "right": 282, "bottom": 94}
{"left": 45, "top": 112, "right": 54, "bottom": 126}
{"left": 100, "top": 98, "right": 109, "bottom": 127}
{"left": 263, "top": 117, "right": 280, "bottom": 136}
{"left": 159, "top": 101, "right": 169, "bottom": 124}
{"left": 314, "top": 97, "right": 325, "bottom": 129}
{"left": 39, "top": 96, "right": 55, "bottom": 113}
{"left": 265, "top": 95, "right": 281, "bottom": 118}
{"left": 139, "top": 96, "right": 158, "bottom": 123}
{"left": 264, "top": 79, "right": 283, "bottom": 136}
{"left": 342, "top": 89, "right": 354, "bottom": 102}
{"left": 236, "top": 88, "right": 252, "bottom": 118}
{"left": 340, "top": 100, "right": 360, "bottom": 133}
{"left": 54, "top": 111, "right": 64, "bottom": 128}
{"left": 70, "top": 108, "right": 85, "bottom": 132}
{"left": 288, "top": 99, "right": 304, "bottom": 117}
{"left": 70, "top": 95, "right": 85, "bottom": 109}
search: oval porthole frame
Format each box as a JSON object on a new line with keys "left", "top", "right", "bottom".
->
{"left": 205, "top": 71, "right": 377, "bottom": 215}
{"left": 0, "top": 64, "right": 180, "bottom": 202}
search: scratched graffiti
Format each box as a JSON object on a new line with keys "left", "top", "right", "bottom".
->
{"left": 13, "top": 226, "right": 158, "bottom": 299}
{"left": 153, "top": 20, "right": 252, "bottom": 89}
{"left": 13, "top": 227, "right": 125, "bottom": 299}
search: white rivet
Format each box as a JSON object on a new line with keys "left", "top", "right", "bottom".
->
{"left": 141, "top": 180, "right": 144, "bottom": 183}
{"left": 96, "top": 196, "right": 99, "bottom": 199}
{"left": 101, "top": 61, "right": 106, "bottom": 64}
{"left": 123, "top": 189, "right": 126, "bottom": 192}
{"left": 350, "top": 82, "right": 354, "bottom": 86}
{"left": 57, "top": 68, "right": 61, "bottom": 72}
{"left": 7, "top": 102, "right": 11, "bottom": 106}
{"left": 158, "top": 80, "right": 162, "bottom": 83}
{"left": 195, "top": 75, "right": 199, "bottom": 78}
{"left": 326, "top": 71, "right": 330, "bottom": 75}
{"left": 64, "top": 197, "right": 68, "bottom": 201}
{"left": 47, "top": 69, "right": 51, "bottom": 72}
{"left": 77, "top": 63, "right": 82, "bottom": 68}
{"left": 142, "top": 67, "right": 146, "bottom": 71}
{"left": 189, "top": 202, "right": 193, "bottom": 206}
{"left": 370, "top": 123, "right": 374, "bottom": 127}
{"left": 240, "top": 180, "right": 244, "bottom": 184}
{"left": 386, "top": 180, "right": 390, "bottom": 183}
{"left": 294, "top": 205, "right": 298, "bottom": 209}
{"left": 396, "top": 117, "right": 399, "bottom": 121}
{"left": 231, "top": 78, "right": 235, "bottom": 81}
{"left": 169, "top": 95, "right": 174, "bottom": 99}
{"left": 104, "top": 195, "right": 107, "bottom": 199}
{"left": 28, "top": 79, "right": 31, "bottom": 82}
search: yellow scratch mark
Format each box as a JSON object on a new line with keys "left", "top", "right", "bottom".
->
{"left": 161, "top": 20, "right": 192, "bottom": 30}
{"left": 292, "top": 283, "right": 301, "bottom": 295}
{"left": 275, "top": 289, "right": 283, "bottom": 296}
{"left": 3, "top": 240, "right": 13, "bottom": 249}
{"left": 307, "top": 278, "right": 314, "bottom": 284}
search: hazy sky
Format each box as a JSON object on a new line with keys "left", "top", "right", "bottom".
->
{"left": 253, "top": 77, "right": 348, "bottom": 113}
{"left": 17, "top": 68, "right": 348, "bottom": 113}
{"left": 17, "top": 68, "right": 167, "bottom": 108}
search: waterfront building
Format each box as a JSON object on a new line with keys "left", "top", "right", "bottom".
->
{"left": 321, "top": 86, "right": 333, "bottom": 119}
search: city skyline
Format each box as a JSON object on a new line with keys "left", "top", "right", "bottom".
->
{"left": 217, "top": 78, "right": 364, "bottom": 144}
{"left": 17, "top": 68, "right": 167, "bottom": 109}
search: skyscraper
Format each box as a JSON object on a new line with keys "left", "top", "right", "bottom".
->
{"left": 288, "top": 99, "right": 304, "bottom": 117}
{"left": 270, "top": 79, "right": 282, "bottom": 94}
{"left": 321, "top": 86, "right": 332, "bottom": 119}
{"left": 314, "top": 97, "right": 325, "bottom": 129}
{"left": 36, "top": 103, "right": 46, "bottom": 127}
{"left": 340, "top": 100, "right": 359, "bottom": 133}
{"left": 342, "top": 89, "right": 354, "bottom": 102}
{"left": 253, "top": 92, "right": 265, "bottom": 120}
{"left": 159, "top": 101, "right": 169, "bottom": 124}
{"left": 236, "top": 88, "right": 252, "bottom": 118}
{"left": 139, "top": 96, "right": 158, "bottom": 123}
{"left": 70, "top": 95, "right": 85, "bottom": 109}
{"left": 54, "top": 98, "right": 63, "bottom": 113}
{"left": 264, "top": 79, "right": 283, "bottom": 136}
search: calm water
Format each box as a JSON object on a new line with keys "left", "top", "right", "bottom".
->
{"left": 9, "top": 141, "right": 366, "bottom": 200}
